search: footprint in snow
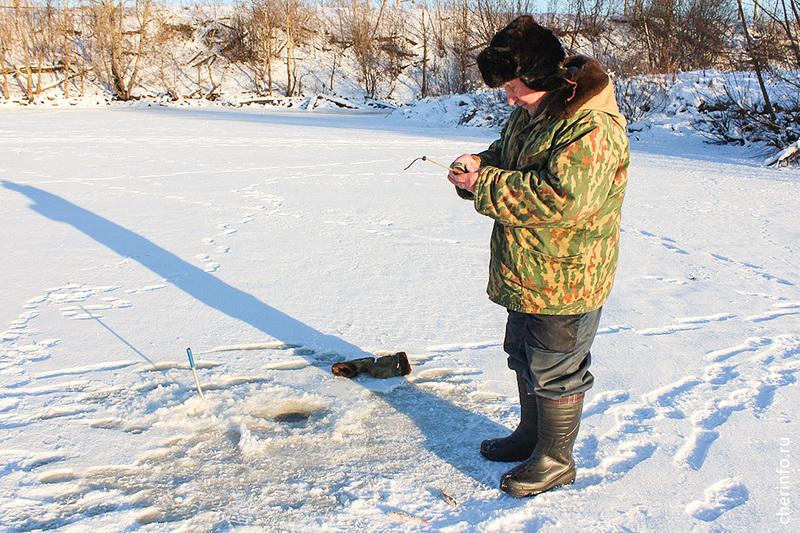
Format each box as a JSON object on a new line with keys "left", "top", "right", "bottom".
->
{"left": 22, "top": 452, "right": 70, "bottom": 470}
{"left": 574, "top": 434, "right": 601, "bottom": 468}
{"left": 38, "top": 405, "right": 96, "bottom": 420}
{"left": 124, "top": 284, "right": 167, "bottom": 294}
{"left": 8, "top": 310, "right": 40, "bottom": 328}
{"left": 673, "top": 334, "right": 800, "bottom": 470}
{"left": 601, "top": 403, "right": 658, "bottom": 441}
{"left": 705, "top": 337, "right": 772, "bottom": 364}
{"left": 642, "top": 275, "right": 691, "bottom": 285}
{"left": 708, "top": 253, "right": 794, "bottom": 286}
{"left": 595, "top": 324, "right": 633, "bottom": 335}
{"left": 744, "top": 304, "right": 800, "bottom": 323}
{"left": 60, "top": 299, "right": 132, "bottom": 320}
{"left": 425, "top": 341, "right": 501, "bottom": 355}
{"left": 637, "top": 323, "right": 702, "bottom": 336}
{"left": 582, "top": 390, "right": 629, "bottom": 419}
{"left": 217, "top": 223, "right": 237, "bottom": 236}
{"left": 685, "top": 478, "right": 749, "bottom": 522}
{"left": 641, "top": 375, "right": 701, "bottom": 418}
{"left": 0, "top": 398, "right": 21, "bottom": 413}
{"left": 701, "top": 363, "right": 739, "bottom": 385}
{"left": 137, "top": 360, "right": 221, "bottom": 372}
{"left": 637, "top": 230, "right": 690, "bottom": 255}
{"left": 37, "top": 468, "right": 77, "bottom": 484}
{"left": 33, "top": 359, "right": 139, "bottom": 379}
{"left": 3, "top": 341, "right": 54, "bottom": 364}
{"left": 638, "top": 313, "right": 734, "bottom": 336}
{"left": 577, "top": 439, "right": 657, "bottom": 488}
{"left": 195, "top": 253, "right": 220, "bottom": 272}
{"left": 599, "top": 440, "right": 658, "bottom": 476}
{"left": 674, "top": 429, "right": 719, "bottom": 470}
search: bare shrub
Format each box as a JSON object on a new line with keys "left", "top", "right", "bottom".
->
{"left": 330, "top": 0, "right": 409, "bottom": 99}
{"left": 87, "top": 0, "right": 153, "bottom": 101}
{"left": 238, "top": 0, "right": 283, "bottom": 95}
{"left": 338, "top": 0, "right": 383, "bottom": 98}
{"left": 615, "top": 75, "right": 669, "bottom": 123}
{"left": 628, "top": 0, "right": 736, "bottom": 74}
{"left": 151, "top": 7, "right": 193, "bottom": 99}
{"left": 691, "top": 82, "right": 800, "bottom": 156}
{"left": 470, "top": 0, "right": 535, "bottom": 45}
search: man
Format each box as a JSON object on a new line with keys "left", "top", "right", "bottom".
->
{"left": 447, "top": 15, "right": 629, "bottom": 498}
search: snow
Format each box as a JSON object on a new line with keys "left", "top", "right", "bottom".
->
{"left": 1, "top": 101, "right": 799, "bottom": 532}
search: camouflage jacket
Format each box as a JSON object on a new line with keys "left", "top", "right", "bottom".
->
{"left": 470, "top": 56, "right": 630, "bottom": 315}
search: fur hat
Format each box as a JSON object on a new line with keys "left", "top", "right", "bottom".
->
{"left": 477, "top": 15, "right": 567, "bottom": 92}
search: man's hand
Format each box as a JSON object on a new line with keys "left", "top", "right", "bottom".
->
{"left": 447, "top": 154, "right": 480, "bottom": 194}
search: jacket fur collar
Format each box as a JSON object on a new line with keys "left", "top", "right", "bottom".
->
{"left": 541, "top": 55, "right": 622, "bottom": 121}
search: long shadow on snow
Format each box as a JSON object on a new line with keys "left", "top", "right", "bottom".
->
{"left": 3, "top": 180, "right": 506, "bottom": 489}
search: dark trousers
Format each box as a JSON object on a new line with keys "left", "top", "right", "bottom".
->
{"left": 504, "top": 307, "right": 602, "bottom": 399}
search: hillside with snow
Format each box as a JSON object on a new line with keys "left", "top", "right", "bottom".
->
{"left": 4, "top": 2, "right": 799, "bottom": 165}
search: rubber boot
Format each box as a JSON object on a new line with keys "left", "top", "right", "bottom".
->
{"left": 368, "top": 352, "right": 411, "bottom": 378}
{"left": 499, "top": 393, "right": 584, "bottom": 498}
{"left": 331, "top": 352, "right": 411, "bottom": 379}
{"left": 480, "top": 371, "right": 538, "bottom": 462}
{"left": 331, "top": 357, "right": 375, "bottom": 378}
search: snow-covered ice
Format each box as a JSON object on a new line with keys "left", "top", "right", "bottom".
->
{"left": 1, "top": 104, "right": 799, "bottom": 532}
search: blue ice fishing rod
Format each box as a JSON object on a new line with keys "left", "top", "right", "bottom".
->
{"left": 186, "top": 348, "right": 205, "bottom": 399}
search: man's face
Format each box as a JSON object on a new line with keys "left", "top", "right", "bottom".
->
{"left": 504, "top": 79, "right": 547, "bottom": 114}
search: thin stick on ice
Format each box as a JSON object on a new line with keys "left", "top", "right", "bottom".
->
{"left": 186, "top": 348, "right": 205, "bottom": 399}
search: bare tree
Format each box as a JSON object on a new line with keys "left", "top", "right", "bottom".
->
{"left": 89, "top": 0, "right": 152, "bottom": 100}
{"left": 736, "top": 0, "right": 776, "bottom": 120}
{"left": 151, "top": 7, "right": 193, "bottom": 99}
{"left": 0, "top": 4, "right": 13, "bottom": 98}
{"left": 751, "top": 0, "right": 800, "bottom": 68}
{"left": 416, "top": 5, "right": 432, "bottom": 98}
{"left": 242, "top": 0, "right": 283, "bottom": 95}
{"left": 52, "top": 0, "right": 90, "bottom": 98}
{"left": 316, "top": 3, "right": 346, "bottom": 93}
{"left": 558, "top": 0, "right": 611, "bottom": 53}
{"left": 283, "top": 0, "right": 315, "bottom": 96}
{"left": 444, "top": 0, "right": 474, "bottom": 94}
{"left": 59, "top": 1, "right": 72, "bottom": 97}
{"left": 14, "top": 0, "right": 35, "bottom": 99}
{"left": 333, "top": 0, "right": 385, "bottom": 98}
